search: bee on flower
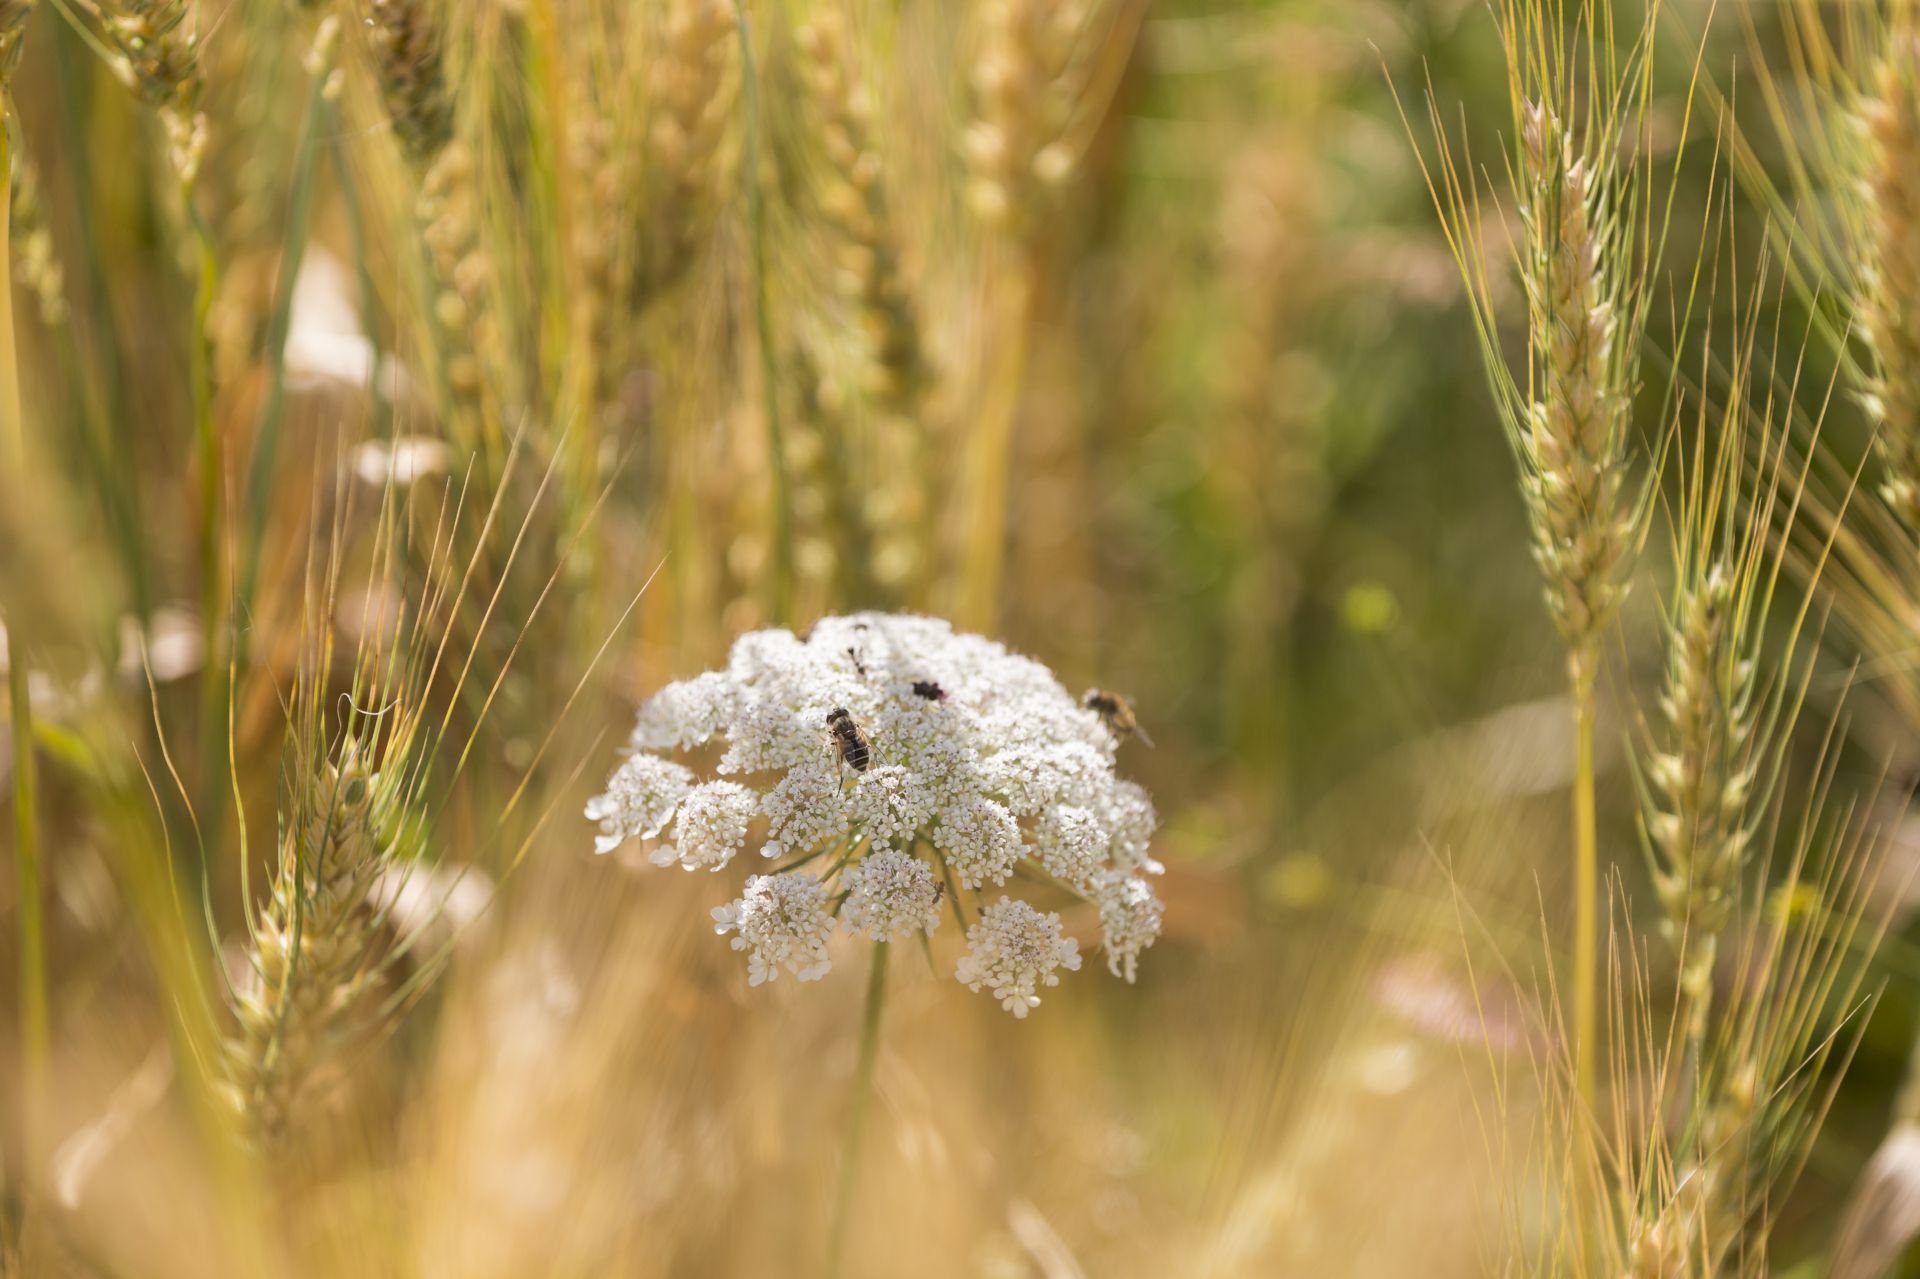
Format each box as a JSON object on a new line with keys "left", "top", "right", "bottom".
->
{"left": 587, "top": 613, "right": 1164, "bottom": 1015}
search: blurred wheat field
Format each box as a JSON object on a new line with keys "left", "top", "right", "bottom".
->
{"left": 11, "top": 0, "right": 1920, "bottom": 1275}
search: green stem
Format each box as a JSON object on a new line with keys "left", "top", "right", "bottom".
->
{"left": 1571, "top": 658, "right": 1597, "bottom": 1108}
{"left": 1, "top": 107, "right": 47, "bottom": 1198}
{"left": 826, "top": 940, "right": 888, "bottom": 1279}
{"left": 732, "top": 0, "right": 793, "bottom": 626}
{"left": 187, "top": 187, "right": 219, "bottom": 650}
{"left": 9, "top": 658, "right": 46, "bottom": 1175}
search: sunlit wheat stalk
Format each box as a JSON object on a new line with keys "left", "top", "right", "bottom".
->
{"left": 1860, "top": 31, "right": 1920, "bottom": 541}
{"left": 368, "top": 0, "right": 499, "bottom": 464}
{"left": 730, "top": 0, "right": 792, "bottom": 624}
{"left": 0, "top": 0, "right": 48, "bottom": 1203}
{"left": 798, "top": 11, "right": 931, "bottom": 604}
{"left": 955, "top": 0, "right": 1069, "bottom": 629}
{"left": 1518, "top": 92, "right": 1642, "bottom": 1106}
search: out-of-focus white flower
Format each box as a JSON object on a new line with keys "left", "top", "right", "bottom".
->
{"left": 712, "top": 873, "right": 835, "bottom": 985}
{"left": 353, "top": 435, "right": 450, "bottom": 488}
{"left": 1096, "top": 875, "right": 1164, "bottom": 983}
{"left": 593, "top": 613, "right": 1162, "bottom": 1009}
{"left": 956, "top": 897, "right": 1081, "bottom": 1018}
{"left": 285, "top": 247, "right": 416, "bottom": 401}
{"left": 841, "top": 850, "right": 944, "bottom": 942}
{"left": 585, "top": 754, "right": 694, "bottom": 855}
{"left": 652, "top": 780, "right": 757, "bottom": 872}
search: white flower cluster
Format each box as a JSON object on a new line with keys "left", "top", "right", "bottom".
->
{"left": 588, "top": 613, "right": 1165, "bottom": 1014}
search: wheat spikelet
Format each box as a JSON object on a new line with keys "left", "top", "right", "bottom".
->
{"left": 1517, "top": 102, "right": 1635, "bottom": 677}
{"left": 103, "top": 0, "right": 206, "bottom": 180}
{"left": 225, "top": 744, "right": 393, "bottom": 1146}
{"left": 797, "top": 13, "right": 927, "bottom": 410}
{"left": 10, "top": 147, "right": 65, "bottom": 327}
{"left": 1644, "top": 564, "right": 1758, "bottom": 1028}
{"left": 418, "top": 140, "right": 495, "bottom": 432}
{"left": 1860, "top": 35, "right": 1920, "bottom": 537}
{"left": 634, "top": 0, "right": 732, "bottom": 306}
{"left": 568, "top": 98, "right": 622, "bottom": 426}
{"left": 963, "top": 0, "right": 1090, "bottom": 233}
{"left": 364, "top": 0, "right": 496, "bottom": 446}
{"left": 368, "top": 0, "right": 454, "bottom": 169}
{"left": 0, "top": 0, "right": 31, "bottom": 81}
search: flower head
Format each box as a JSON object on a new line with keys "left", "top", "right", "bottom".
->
{"left": 594, "top": 613, "right": 1162, "bottom": 1008}
{"left": 1096, "top": 875, "right": 1164, "bottom": 983}
{"left": 584, "top": 753, "right": 695, "bottom": 855}
{"left": 653, "top": 780, "right": 757, "bottom": 872}
{"left": 712, "top": 873, "right": 835, "bottom": 986}
{"left": 842, "top": 851, "right": 944, "bottom": 942}
{"left": 956, "top": 897, "right": 1082, "bottom": 1018}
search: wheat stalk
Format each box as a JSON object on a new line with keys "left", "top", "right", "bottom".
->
{"left": 1860, "top": 34, "right": 1920, "bottom": 540}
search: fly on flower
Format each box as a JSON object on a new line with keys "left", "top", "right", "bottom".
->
{"left": 826, "top": 706, "right": 874, "bottom": 775}
{"left": 586, "top": 613, "right": 1165, "bottom": 1014}
{"left": 1083, "top": 687, "right": 1154, "bottom": 749}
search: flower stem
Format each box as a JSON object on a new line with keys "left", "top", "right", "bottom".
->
{"left": 1571, "top": 657, "right": 1598, "bottom": 1108}
{"left": 826, "top": 940, "right": 889, "bottom": 1279}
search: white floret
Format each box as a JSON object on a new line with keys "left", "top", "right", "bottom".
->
{"left": 584, "top": 754, "right": 695, "bottom": 855}
{"left": 1096, "top": 874, "right": 1164, "bottom": 982}
{"left": 933, "top": 795, "right": 1023, "bottom": 889}
{"left": 652, "top": 780, "right": 758, "bottom": 872}
{"left": 955, "top": 897, "right": 1082, "bottom": 1018}
{"left": 711, "top": 873, "right": 835, "bottom": 985}
{"left": 841, "top": 851, "right": 944, "bottom": 942}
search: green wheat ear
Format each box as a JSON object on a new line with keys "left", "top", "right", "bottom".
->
{"left": 1399, "top": 0, "right": 1697, "bottom": 1105}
